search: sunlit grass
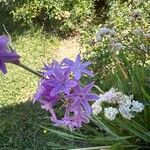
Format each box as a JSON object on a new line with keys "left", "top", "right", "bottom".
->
{"left": 0, "top": 28, "right": 60, "bottom": 107}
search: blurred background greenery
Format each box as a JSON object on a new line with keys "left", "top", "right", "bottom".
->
{"left": 0, "top": 0, "right": 150, "bottom": 149}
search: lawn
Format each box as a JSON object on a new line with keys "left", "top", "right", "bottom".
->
{"left": 0, "top": 29, "right": 69, "bottom": 150}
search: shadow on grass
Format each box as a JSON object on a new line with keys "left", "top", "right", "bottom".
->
{"left": 0, "top": 101, "right": 77, "bottom": 150}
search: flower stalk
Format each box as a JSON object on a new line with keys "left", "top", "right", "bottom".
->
{"left": 15, "top": 62, "right": 44, "bottom": 78}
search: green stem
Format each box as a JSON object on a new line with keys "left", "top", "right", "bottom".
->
{"left": 94, "top": 85, "right": 104, "bottom": 94}
{"left": 15, "top": 63, "right": 44, "bottom": 78}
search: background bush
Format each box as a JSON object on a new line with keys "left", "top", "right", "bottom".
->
{"left": 1, "top": 0, "right": 95, "bottom": 35}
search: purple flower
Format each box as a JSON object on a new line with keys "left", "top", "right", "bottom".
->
{"left": 63, "top": 54, "right": 93, "bottom": 80}
{"left": 69, "top": 82, "right": 99, "bottom": 115}
{"left": 53, "top": 106, "right": 89, "bottom": 128}
{"left": 42, "top": 60, "right": 58, "bottom": 77}
{"left": 34, "top": 55, "right": 98, "bottom": 129}
{"left": 48, "top": 64, "right": 77, "bottom": 96}
{"left": 0, "top": 35, "right": 20, "bottom": 74}
{"left": 34, "top": 79, "right": 59, "bottom": 120}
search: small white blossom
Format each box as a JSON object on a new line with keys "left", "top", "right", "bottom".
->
{"left": 97, "top": 27, "right": 110, "bottom": 36}
{"left": 111, "top": 42, "right": 125, "bottom": 51}
{"left": 117, "top": 94, "right": 132, "bottom": 107}
{"left": 131, "top": 100, "right": 144, "bottom": 113}
{"left": 131, "top": 10, "right": 141, "bottom": 20}
{"left": 95, "top": 27, "right": 116, "bottom": 42}
{"left": 92, "top": 100, "right": 102, "bottom": 115}
{"left": 92, "top": 105, "right": 103, "bottom": 115}
{"left": 109, "top": 30, "right": 116, "bottom": 36}
{"left": 132, "top": 28, "right": 143, "bottom": 35}
{"left": 95, "top": 34, "right": 102, "bottom": 42}
{"left": 140, "top": 44, "right": 147, "bottom": 52}
{"left": 118, "top": 105, "right": 134, "bottom": 120}
{"left": 144, "top": 33, "right": 150, "bottom": 38}
{"left": 101, "top": 88, "right": 118, "bottom": 103}
{"left": 104, "top": 107, "right": 118, "bottom": 120}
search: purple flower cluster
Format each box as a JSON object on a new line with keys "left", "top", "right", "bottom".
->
{"left": 34, "top": 55, "right": 99, "bottom": 129}
{"left": 0, "top": 35, "right": 20, "bottom": 74}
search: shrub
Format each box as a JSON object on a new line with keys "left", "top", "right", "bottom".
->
{"left": 1, "top": 0, "right": 95, "bottom": 35}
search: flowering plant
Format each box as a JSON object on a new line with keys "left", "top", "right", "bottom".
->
{"left": 0, "top": 34, "right": 99, "bottom": 129}
{"left": 34, "top": 55, "right": 99, "bottom": 129}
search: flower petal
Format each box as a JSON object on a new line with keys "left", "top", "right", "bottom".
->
{"left": 0, "top": 60, "right": 7, "bottom": 74}
{"left": 82, "top": 68, "right": 94, "bottom": 77}
{"left": 0, "top": 35, "right": 9, "bottom": 51}
{"left": 81, "top": 100, "right": 92, "bottom": 115}
{"left": 81, "top": 61, "right": 92, "bottom": 68}
{"left": 62, "top": 58, "right": 74, "bottom": 66}
{"left": 50, "top": 85, "right": 62, "bottom": 96}
{"left": 86, "top": 94, "right": 99, "bottom": 101}
{"left": 65, "top": 80, "right": 77, "bottom": 88}
{"left": 82, "top": 82, "right": 94, "bottom": 93}
{"left": 74, "top": 70, "right": 81, "bottom": 80}
{"left": 75, "top": 54, "right": 81, "bottom": 65}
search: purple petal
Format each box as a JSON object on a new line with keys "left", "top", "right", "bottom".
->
{"left": 82, "top": 82, "right": 94, "bottom": 93}
{"left": 0, "top": 51, "right": 20, "bottom": 62}
{"left": 63, "top": 86, "right": 70, "bottom": 95}
{"left": 53, "top": 65, "right": 62, "bottom": 80}
{"left": 82, "top": 68, "right": 94, "bottom": 77}
{"left": 81, "top": 61, "right": 92, "bottom": 68}
{"left": 68, "top": 94, "right": 79, "bottom": 100}
{"left": 62, "top": 58, "right": 74, "bottom": 66}
{"left": 65, "top": 80, "right": 77, "bottom": 88}
{"left": 86, "top": 94, "right": 99, "bottom": 101}
{"left": 0, "top": 35, "right": 9, "bottom": 51}
{"left": 75, "top": 54, "right": 81, "bottom": 65}
{"left": 48, "top": 80, "right": 59, "bottom": 86}
{"left": 81, "top": 100, "right": 92, "bottom": 115}
{"left": 50, "top": 85, "right": 62, "bottom": 96}
{"left": 74, "top": 71, "right": 81, "bottom": 80}
{"left": 0, "top": 60, "right": 7, "bottom": 74}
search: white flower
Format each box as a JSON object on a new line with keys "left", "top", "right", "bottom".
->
{"left": 118, "top": 104, "right": 134, "bottom": 120}
{"left": 140, "top": 44, "right": 147, "bottom": 52}
{"left": 104, "top": 107, "right": 118, "bottom": 120}
{"left": 144, "top": 33, "right": 150, "bottom": 38}
{"left": 93, "top": 88, "right": 144, "bottom": 120}
{"left": 92, "top": 100, "right": 102, "bottom": 115}
{"left": 97, "top": 27, "right": 110, "bottom": 36}
{"left": 92, "top": 105, "right": 103, "bottom": 115}
{"left": 102, "top": 88, "right": 118, "bottom": 103}
{"left": 117, "top": 94, "right": 132, "bottom": 107}
{"left": 95, "top": 34, "right": 102, "bottom": 42}
{"left": 131, "top": 10, "right": 141, "bottom": 20}
{"left": 131, "top": 100, "right": 144, "bottom": 113}
{"left": 95, "top": 27, "right": 116, "bottom": 42}
{"left": 132, "top": 28, "right": 143, "bottom": 35}
{"left": 111, "top": 42, "right": 125, "bottom": 51}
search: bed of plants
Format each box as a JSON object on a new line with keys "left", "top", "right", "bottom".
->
{"left": 0, "top": 0, "right": 150, "bottom": 149}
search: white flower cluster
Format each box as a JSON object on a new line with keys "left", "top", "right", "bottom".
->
{"left": 111, "top": 42, "right": 125, "bottom": 51}
{"left": 132, "top": 28, "right": 150, "bottom": 39}
{"left": 92, "top": 88, "right": 144, "bottom": 120}
{"left": 132, "top": 28, "right": 143, "bottom": 35}
{"left": 130, "top": 10, "right": 142, "bottom": 21}
{"left": 104, "top": 107, "right": 118, "bottom": 120}
{"left": 95, "top": 27, "right": 125, "bottom": 52}
{"left": 95, "top": 27, "right": 116, "bottom": 42}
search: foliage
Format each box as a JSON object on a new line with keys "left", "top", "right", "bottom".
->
{"left": 0, "top": 0, "right": 95, "bottom": 35}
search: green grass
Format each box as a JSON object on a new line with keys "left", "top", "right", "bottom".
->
{"left": 0, "top": 29, "right": 71, "bottom": 149}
